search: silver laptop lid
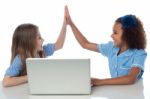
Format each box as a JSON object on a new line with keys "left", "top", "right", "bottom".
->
{"left": 26, "top": 58, "right": 91, "bottom": 94}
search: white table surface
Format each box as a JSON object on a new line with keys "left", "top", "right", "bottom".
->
{"left": 1, "top": 79, "right": 149, "bottom": 99}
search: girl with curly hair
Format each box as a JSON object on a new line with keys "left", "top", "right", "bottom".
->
{"left": 65, "top": 6, "right": 147, "bottom": 86}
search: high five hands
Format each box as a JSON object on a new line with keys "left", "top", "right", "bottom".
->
{"left": 64, "top": 6, "right": 73, "bottom": 26}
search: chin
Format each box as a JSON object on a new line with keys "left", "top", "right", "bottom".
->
{"left": 113, "top": 42, "right": 119, "bottom": 47}
{"left": 40, "top": 48, "right": 43, "bottom": 51}
{"left": 38, "top": 48, "right": 43, "bottom": 52}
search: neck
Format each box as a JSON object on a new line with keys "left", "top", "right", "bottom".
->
{"left": 33, "top": 50, "right": 39, "bottom": 58}
{"left": 118, "top": 44, "right": 128, "bottom": 55}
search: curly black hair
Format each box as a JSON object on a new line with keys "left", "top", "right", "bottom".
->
{"left": 115, "top": 15, "right": 146, "bottom": 49}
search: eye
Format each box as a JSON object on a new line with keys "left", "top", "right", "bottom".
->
{"left": 113, "top": 30, "right": 117, "bottom": 34}
{"left": 38, "top": 36, "right": 42, "bottom": 40}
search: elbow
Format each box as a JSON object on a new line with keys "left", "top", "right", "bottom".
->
{"left": 59, "top": 44, "right": 63, "bottom": 50}
{"left": 81, "top": 44, "right": 87, "bottom": 49}
{"left": 55, "top": 43, "right": 63, "bottom": 51}
{"left": 57, "top": 44, "right": 63, "bottom": 50}
{"left": 127, "top": 77, "right": 137, "bottom": 85}
{"left": 3, "top": 83, "right": 9, "bottom": 88}
{"left": 2, "top": 79, "right": 10, "bottom": 87}
{"left": 128, "top": 80, "right": 136, "bottom": 85}
{"left": 2, "top": 77, "right": 13, "bottom": 87}
{"left": 81, "top": 42, "right": 89, "bottom": 49}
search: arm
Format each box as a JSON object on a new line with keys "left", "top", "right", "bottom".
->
{"left": 2, "top": 75, "right": 27, "bottom": 87}
{"left": 65, "top": 6, "right": 98, "bottom": 52}
{"left": 2, "top": 55, "right": 27, "bottom": 87}
{"left": 55, "top": 7, "right": 67, "bottom": 51}
{"left": 92, "top": 67, "right": 140, "bottom": 86}
{"left": 70, "top": 22, "right": 98, "bottom": 52}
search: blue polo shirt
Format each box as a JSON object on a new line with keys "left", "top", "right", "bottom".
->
{"left": 5, "top": 43, "right": 55, "bottom": 76}
{"left": 97, "top": 41, "right": 147, "bottom": 80}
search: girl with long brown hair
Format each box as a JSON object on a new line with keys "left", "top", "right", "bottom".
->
{"left": 3, "top": 7, "right": 68, "bottom": 87}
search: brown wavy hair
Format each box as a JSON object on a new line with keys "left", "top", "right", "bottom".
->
{"left": 11, "top": 23, "right": 45, "bottom": 76}
{"left": 115, "top": 15, "right": 146, "bottom": 49}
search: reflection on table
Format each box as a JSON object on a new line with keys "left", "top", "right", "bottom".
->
{"left": 0, "top": 80, "right": 145, "bottom": 99}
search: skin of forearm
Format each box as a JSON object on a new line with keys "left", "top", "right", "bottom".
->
{"left": 55, "top": 22, "right": 67, "bottom": 50}
{"left": 69, "top": 21, "right": 89, "bottom": 47}
{"left": 3, "top": 76, "right": 27, "bottom": 87}
{"left": 99, "top": 75, "right": 136, "bottom": 85}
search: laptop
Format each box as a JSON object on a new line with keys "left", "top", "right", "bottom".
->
{"left": 26, "top": 58, "right": 91, "bottom": 95}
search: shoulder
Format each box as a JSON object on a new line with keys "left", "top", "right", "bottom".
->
{"left": 133, "top": 49, "right": 147, "bottom": 56}
{"left": 97, "top": 41, "right": 115, "bottom": 50}
{"left": 43, "top": 43, "right": 55, "bottom": 56}
{"left": 11, "top": 55, "right": 22, "bottom": 66}
{"left": 5, "top": 54, "right": 22, "bottom": 76}
{"left": 97, "top": 41, "right": 117, "bottom": 57}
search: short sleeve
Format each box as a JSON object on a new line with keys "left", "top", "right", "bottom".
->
{"left": 43, "top": 43, "right": 55, "bottom": 57}
{"left": 97, "top": 41, "right": 114, "bottom": 57}
{"left": 131, "top": 50, "right": 147, "bottom": 80}
{"left": 5, "top": 55, "right": 22, "bottom": 77}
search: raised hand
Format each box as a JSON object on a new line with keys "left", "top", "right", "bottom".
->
{"left": 63, "top": 6, "right": 67, "bottom": 25}
{"left": 54, "top": 6, "right": 67, "bottom": 50}
{"left": 64, "top": 5, "right": 98, "bottom": 52}
{"left": 65, "top": 6, "right": 72, "bottom": 25}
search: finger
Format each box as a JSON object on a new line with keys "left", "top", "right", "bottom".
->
{"left": 64, "top": 6, "right": 68, "bottom": 21}
{"left": 65, "top": 6, "right": 70, "bottom": 16}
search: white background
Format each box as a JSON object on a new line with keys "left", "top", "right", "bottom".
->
{"left": 0, "top": 0, "right": 149, "bottom": 83}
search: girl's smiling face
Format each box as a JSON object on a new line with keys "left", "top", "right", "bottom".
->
{"left": 111, "top": 23, "right": 124, "bottom": 47}
{"left": 35, "top": 31, "right": 44, "bottom": 52}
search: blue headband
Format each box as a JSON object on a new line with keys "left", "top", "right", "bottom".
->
{"left": 120, "top": 15, "right": 137, "bottom": 29}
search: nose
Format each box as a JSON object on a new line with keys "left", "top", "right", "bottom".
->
{"left": 111, "top": 34, "right": 113, "bottom": 38}
{"left": 42, "top": 38, "right": 44, "bottom": 42}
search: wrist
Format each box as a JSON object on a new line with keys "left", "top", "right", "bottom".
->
{"left": 99, "top": 79, "right": 105, "bottom": 85}
{"left": 69, "top": 20, "right": 74, "bottom": 27}
{"left": 63, "top": 21, "right": 67, "bottom": 26}
{"left": 95, "top": 79, "right": 105, "bottom": 86}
